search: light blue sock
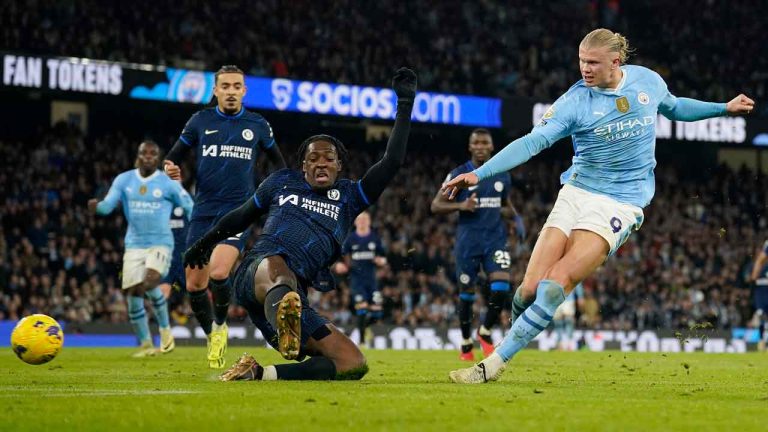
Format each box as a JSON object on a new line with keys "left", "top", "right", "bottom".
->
{"left": 146, "top": 286, "right": 170, "bottom": 329}
{"left": 128, "top": 295, "right": 151, "bottom": 344}
{"left": 497, "top": 280, "right": 565, "bottom": 361}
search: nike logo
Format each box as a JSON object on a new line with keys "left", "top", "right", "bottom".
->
{"left": 478, "top": 362, "right": 487, "bottom": 382}
{"left": 205, "top": 129, "right": 219, "bottom": 135}
{"left": 468, "top": 185, "right": 479, "bottom": 191}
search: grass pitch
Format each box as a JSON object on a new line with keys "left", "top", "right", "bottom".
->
{"left": 1, "top": 347, "right": 766, "bottom": 432}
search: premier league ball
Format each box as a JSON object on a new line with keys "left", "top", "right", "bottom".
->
{"left": 10, "top": 314, "right": 64, "bottom": 365}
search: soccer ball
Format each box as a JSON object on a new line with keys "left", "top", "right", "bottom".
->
{"left": 10, "top": 314, "right": 64, "bottom": 365}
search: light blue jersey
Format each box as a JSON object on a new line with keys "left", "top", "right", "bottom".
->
{"left": 96, "top": 169, "right": 194, "bottom": 249}
{"left": 475, "top": 65, "right": 726, "bottom": 208}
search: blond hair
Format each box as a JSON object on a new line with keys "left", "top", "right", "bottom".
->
{"left": 580, "top": 28, "right": 633, "bottom": 64}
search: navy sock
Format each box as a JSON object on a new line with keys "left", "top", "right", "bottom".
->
{"left": 264, "top": 285, "right": 293, "bottom": 330}
{"left": 483, "top": 281, "right": 510, "bottom": 329}
{"left": 458, "top": 294, "right": 475, "bottom": 340}
{"left": 209, "top": 277, "right": 232, "bottom": 326}
{"left": 274, "top": 356, "right": 337, "bottom": 380}
{"left": 188, "top": 289, "right": 213, "bottom": 335}
{"left": 511, "top": 285, "right": 534, "bottom": 323}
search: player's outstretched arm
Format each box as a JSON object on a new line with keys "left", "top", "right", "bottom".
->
{"left": 183, "top": 198, "right": 264, "bottom": 268}
{"left": 442, "top": 132, "right": 551, "bottom": 200}
{"left": 359, "top": 68, "right": 416, "bottom": 203}
{"left": 659, "top": 93, "right": 754, "bottom": 121}
{"left": 88, "top": 177, "right": 123, "bottom": 215}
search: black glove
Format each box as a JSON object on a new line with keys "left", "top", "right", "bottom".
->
{"left": 183, "top": 240, "right": 214, "bottom": 269}
{"left": 392, "top": 67, "right": 417, "bottom": 104}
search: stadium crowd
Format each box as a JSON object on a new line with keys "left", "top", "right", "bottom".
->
{"left": 2, "top": 0, "right": 765, "bottom": 111}
{"left": 0, "top": 125, "right": 765, "bottom": 331}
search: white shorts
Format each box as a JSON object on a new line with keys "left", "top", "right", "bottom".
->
{"left": 542, "top": 184, "right": 644, "bottom": 256}
{"left": 122, "top": 246, "right": 171, "bottom": 289}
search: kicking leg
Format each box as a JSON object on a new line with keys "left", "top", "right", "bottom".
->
{"left": 450, "top": 229, "right": 608, "bottom": 383}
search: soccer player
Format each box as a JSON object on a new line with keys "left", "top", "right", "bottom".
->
{"left": 431, "top": 129, "right": 522, "bottom": 361}
{"left": 749, "top": 240, "right": 768, "bottom": 351}
{"left": 158, "top": 203, "right": 190, "bottom": 305}
{"left": 552, "top": 282, "right": 583, "bottom": 351}
{"left": 334, "top": 211, "right": 387, "bottom": 348}
{"left": 163, "top": 65, "right": 287, "bottom": 368}
{"left": 88, "top": 140, "right": 194, "bottom": 357}
{"left": 184, "top": 67, "right": 416, "bottom": 381}
{"left": 444, "top": 28, "right": 754, "bottom": 383}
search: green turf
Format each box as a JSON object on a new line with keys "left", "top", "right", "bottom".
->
{"left": 1, "top": 347, "right": 766, "bottom": 431}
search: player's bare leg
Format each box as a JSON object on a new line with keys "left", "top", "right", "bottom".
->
{"left": 220, "top": 325, "right": 367, "bottom": 381}
{"left": 451, "top": 230, "right": 607, "bottom": 383}
{"left": 252, "top": 255, "right": 302, "bottom": 360}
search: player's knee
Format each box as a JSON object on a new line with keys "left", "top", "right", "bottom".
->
{"left": 207, "top": 265, "right": 231, "bottom": 281}
{"left": 335, "top": 351, "right": 368, "bottom": 381}
{"left": 143, "top": 271, "right": 161, "bottom": 288}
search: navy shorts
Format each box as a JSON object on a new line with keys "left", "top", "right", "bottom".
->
{"left": 187, "top": 214, "right": 251, "bottom": 252}
{"left": 233, "top": 252, "right": 330, "bottom": 350}
{"left": 350, "top": 279, "right": 377, "bottom": 303}
{"left": 755, "top": 285, "right": 768, "bottom": 313}
{"left": 455, "top": 237, "right": 510, "bottom": 286}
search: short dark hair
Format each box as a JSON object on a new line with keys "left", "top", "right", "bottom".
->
{"left": 470, "top": 128, "right": 491, "bottom": 136}
{"left": 139, "top": 139, "right": 159, "bottom": 149}
{"left": 215, "top": 65, "right": 245, "bottom": 84}
{"left": 296, "top": 134, "right": 349, "bottom": 169}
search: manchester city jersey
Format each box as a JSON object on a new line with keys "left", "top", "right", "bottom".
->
{"left": 342, "top": 231, "right": 385, "bottom": 289}
{"left": 534, "top": 65, "right": 673, "bottom": 208}
{"left": 179, "top": 106, "right": 276, "bottom": 217}
{"left": 96, "top": 169, "right": 194, "bottom": 249}
{"left": 446, "top": 161, "right": 511, "bottom": 244}
{"left": 247, "top": 169, "right": 370, "bottom": 281}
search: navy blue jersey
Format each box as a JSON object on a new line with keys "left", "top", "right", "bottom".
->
{"left": 756, "top": 240, "right": 768, "bottom": 286}
{"left": 179, "top": 106, "right": 276, "bottom": 217}
{"left": 446, "top": 161, "right": 511, "bottom": 244}
{"left": 342, "top": 231, "right": 385, "bottom": 290}
{"left": 248, "top": 169, "right": 370, "bottom": 282}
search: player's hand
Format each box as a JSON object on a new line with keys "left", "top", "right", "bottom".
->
{"left": 726, "top": 94, "right": 755, "bottom": 115}
{"left": 87, "top": 199, "right": 98, "bottom": 214}
{"left": 374, "top": 256, "right": 387, "bottom": 267}
{"left": 183, "top": 240, "right": 213, "bottom": 269}
{"left": 460, "top": 193, "right": 478, "bottom": 212}
{"left": 333, "top": 262, "right": 349, "bottom": 275}
{"left": 163, "top": 160, "right": 182, "bottom": 181}
{"left": 441, "top": 172, "right": 479, "bottom": 200}
{"left": 392, "top": 67, "right": 417, "bottom": 104}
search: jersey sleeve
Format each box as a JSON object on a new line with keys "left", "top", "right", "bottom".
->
{"left": 96, "top": 174, "right": 124, "bottom": 215}
{"left": 257, "top": 119, "right": 277, "bottom": 150}
{"left": 167, "top": 180, "right": 194, "bottom": 220}
{"left": 179, "top": 112, "right": 202, "bottom": 147}
{"left": 252, "top": 170, "right": 284, "bottom": 208}
{"left": 532, "top": 92, "right": 579, "bottom": 144}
